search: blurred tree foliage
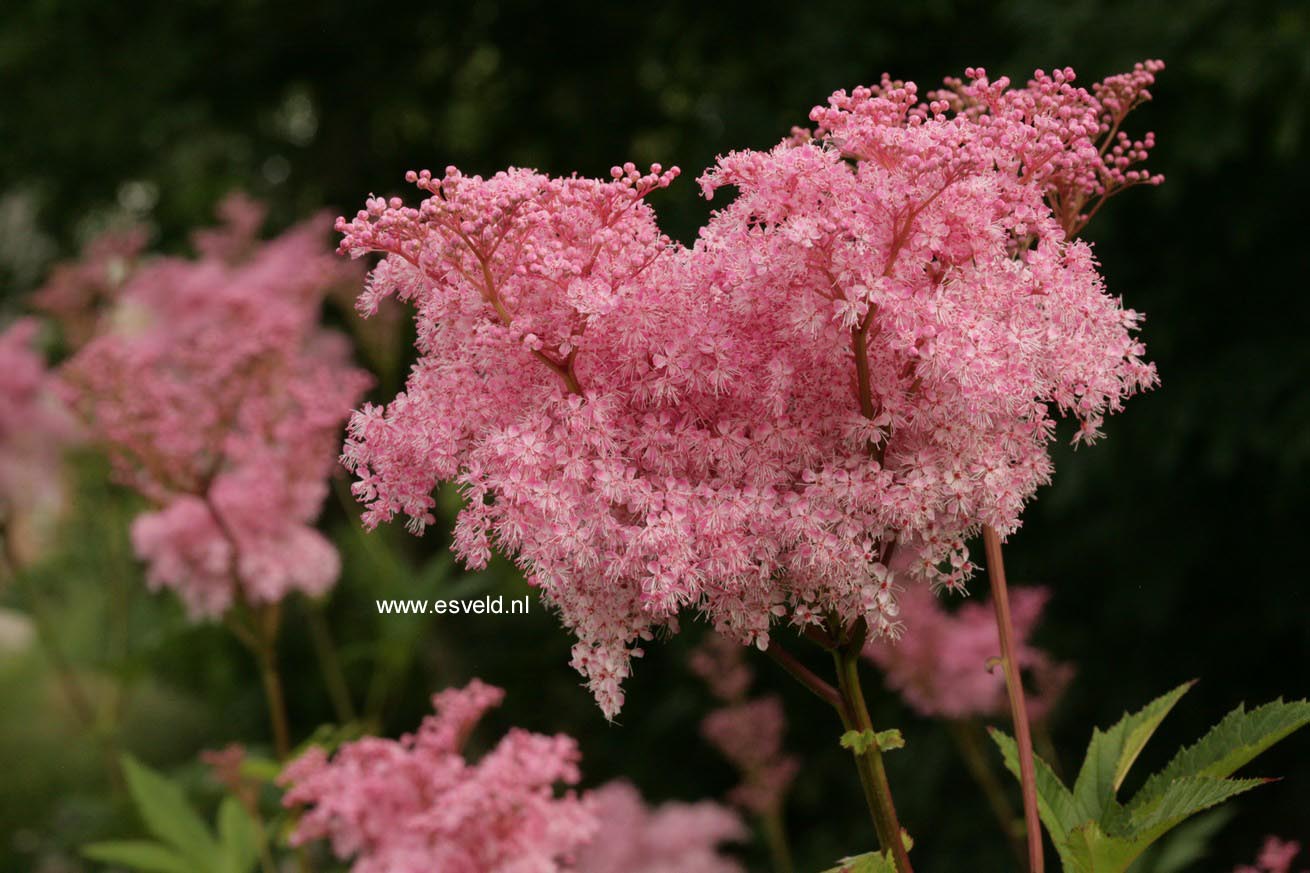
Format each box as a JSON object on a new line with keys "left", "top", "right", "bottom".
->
{"left": 1, "top": 1, "right": 1307, "bottom": 871}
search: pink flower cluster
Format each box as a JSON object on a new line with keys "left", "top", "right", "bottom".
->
{"left": 60, "top": 196, "right": 371, "bottom": 616}
{"left": 574, "top": 781, "right": 745, "bottom": 873}
{"left": 281, "top": 680, "right": 595, "bottom": 873}
{"left": 0, "top": 319, "right": 76, "bottom": 562}
{"left": 338, "top": 64, "right": 1160, "bottom": 716}
{"left": 863, "top": 583, "right": 1072, "bottom": 720}
{"left": 34, "top": 225, "right": 148, "bottom": 348}
{"left": 690, "top": 634, "right": 799, "bottom": 816}
{"left": 1236, "top": 838, "right": 1306, "bottom": 873}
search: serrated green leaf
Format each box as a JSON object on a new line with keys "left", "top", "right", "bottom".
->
{"left": 841, "top": 730, "right": 873, "bottom": 753}
{"left": 83, "top": 840, "right": 194, "bottom": 873}
{"left": 120, "top": 755, "right": 220, "bottom": 869}
{"left": 820, "top": 850, "right": 897, "bottom": 873}
{"left": 217, "top": 797, "right": 259, "bottom": 873}
{"left": 1072, "top": 682, "right": 1193, "bottom": 820}
{"left": 875, "top": 729, "right": 905, "bottom": 751}
{"left": 1133, "top": 699, "right": 1310, "bottom": 808}
{"left": 1063, "top": 778, "right": 1262, "bottom": 873}
{"left": 990, "top": 727, "right": 1084, "bottom": 843}
{"left": 1061, "top": 820, "right": 1145, "bottom": 873}
{"left": 1127, "top": 807, "right": 1234, "bottom": 873}
{"left": 1119, "top": 776, "right": 1263, "bottom": 844}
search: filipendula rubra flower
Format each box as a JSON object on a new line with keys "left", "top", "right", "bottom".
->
{"left": 281, "top": 680, "right": 596, "bottom": 873}
{"left": 574, "top": 781, "right": 745, "bottom": 873}
{"left": 863, "top": 583, "right": 1072, "bottom": 720}
{"left": 338, "top": 63, "right": 1160, "bottom": 717}
{"left": 61, "top": 197, "right": 371, "bottom": 616}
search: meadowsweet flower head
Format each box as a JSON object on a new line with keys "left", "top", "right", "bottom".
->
{"left": 864, "top": 583, "right": 1072, "bottom": 720}
{"left": 281, "top": 680, "right": 596, "bottom": 873}
{"left": 574, "top": 781, "right": 745, "bottom": 873}
{"left": 340, "top": 64, "right": 1159, "bottom": 716}
{"left": 0, "top": 318, "right": 77, "bottom": 563}
{"left": 61, "top": 197, "right": 371, "bottom": 616}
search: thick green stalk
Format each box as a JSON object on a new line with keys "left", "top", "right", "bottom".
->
{"left": 832, "top": 645, "right": 914, "bottom": 873}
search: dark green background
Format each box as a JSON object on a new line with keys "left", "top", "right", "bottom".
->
{"left": 2, "top": 1, "right": 1307, "bottom": 870}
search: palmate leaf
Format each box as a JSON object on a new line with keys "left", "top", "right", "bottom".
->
{"left": 989, "top": 688, "right": 1309, "bottom": 873}
{"left": 990, "top": 728, "right": 1083, "bottom": 842}
{"left": 1126, "top": 807, "right": 1234, "bottom": 873}
{"left": 120, "top": 755, "right": 220, "bottom": 869}
{"left": 1131, "top": 698, "right": 1310, "bottom": 812}
{"left": 1071, "top": 682, "right": 1194, "bottom": 821}
{"left": 82, "top": 841, "right": 194, "bottom": 873}
{"left": 216, "top": 796, "right": 261, "bottom": 873}
{"left": 1062, "top": 778, "right": 1264, "bottom": 873}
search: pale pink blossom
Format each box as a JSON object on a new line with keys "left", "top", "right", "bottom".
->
{"left": 1235, "top": 837, "right": 1306, "bottom": 873}
{"left": 33, "top": 225, "right": 148, "bottom": 347}
{"left": 0, "top": 318, "right": 77, "bottom": 563}
{"left": 574, "top": 781, "right": 745, "bottom": 873}
{"left": 61, "top": 196, "right": 371, "bottom": 616}
{"left": 339, "top": 64, "right": 1159, "bottom": 716}
{"left": 281, "top": 680, "right": 596, "bottom": 873}
{"left": 863, "top": 583, "right": 1072, "bottom": 720}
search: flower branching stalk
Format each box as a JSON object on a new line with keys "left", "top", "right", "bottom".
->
{"left": 768, "top": 619, "right": 914, "bottom": 873}
{"left": 984, "top": 525, "right": 1044, "bottom": 873}
{"left": 204, "top": 494, "right": 294, "bottom": 762}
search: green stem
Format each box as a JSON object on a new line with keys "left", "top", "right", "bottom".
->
{"left": 983, "top": 526, "right": 1045, "bottom": 873}
{"left": 832, "top": 645, "right": 914, "bottom": 873}
{"left": 249, "top": 607, "right": 292, "bottom": 762}
{"left": 761, "top": 808, "right": 794, "bottom": 873}
{"left": 305, "top": 600, "right": 356, "bottom": 724}
{"left": 1, "top": 528, "right": 123, "bottom": 791}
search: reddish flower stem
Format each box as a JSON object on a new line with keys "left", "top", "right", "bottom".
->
{"left": 983, "top": 525, "right": 1044, "bottom": 873}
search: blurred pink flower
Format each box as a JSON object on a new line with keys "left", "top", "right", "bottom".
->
{"left": 0, "top": 318, "right": 77, "bottom": 563}
{"left": 688, "top": 631, "right": 755, "bottom": 704}
{"left": 574, "top": 781, "right": 745, "bottom": 873}
{"left": 691, "top": 634, "right": 799, "bottom": 817}
{"left": 281, "top": 680, "right": 595, "bottom": 873}
{"left": 1235, "top": 837, "right": 1306, "bottom": 873}
{"left": 1231, "top": 838, "right": 1304, "bottom": 870}
{"left": 61, "top": 196, "right": 371, "bottom": 616}
{"left": 702, "top": 697, "right": 801, "bottom": 816}
{"left": 33, "top": 225, "right": 148, "bottom": 347}
{"left": 864, "top": 583, "right": 1072, "bottom": 720}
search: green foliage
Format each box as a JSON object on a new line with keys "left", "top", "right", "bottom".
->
{"left": 990, "top": 686, "right": 1310, "bottom": 873}
{"left": 841, "top": 729, "right": 905, "bottom": 754}
{"left": 1127, "top": 808, "right": 1234, "bottom": 873}
{"left": 83, "top": 755, "right": 260, "bottom": 873}
{"left": 820, "top": 850, "right": 899, "bottom": 873}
